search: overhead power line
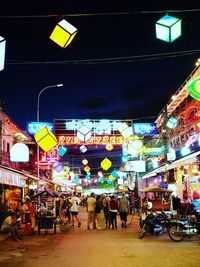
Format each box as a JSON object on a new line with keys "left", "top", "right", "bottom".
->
{"left": 0, "top": 9, "right": 200, "bottom": 19}
{"left": 6, "top": 48, "right": 200, "bottom": 65}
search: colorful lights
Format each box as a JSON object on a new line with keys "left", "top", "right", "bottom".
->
{"left": 166, "top": 116, "right": 178, "bottom": 129}
{"left": 101, "top": 158, "right": 112, "bottom": 171}
{"left": 53, "top": 161, "right": 64, "bottom": 173}
{"left": 80, "top": 145, "right": 87, "bottom": 153}
{"left": 155, "top": 15, "right": 182, "bottom": 42}
{"left": 0, "top": 36, "right": 6, "bottom": 71}
{"left": 50, "top": 19, "right": 78, "bottom": 48}
{"left": 34, "top": 126, "right": 58, "bottom": 152}
{"left": 77, "top": 126, "right": 92, "bottom": 142}
{"left": 58, "top": 146, "right": 67, "bottom": 157}
{"left": 188, "top": 77, "right": 200, "bottom": 101}
{"left": 82, "top": 159, "right": 88, "bottom": 165}
{"left": 106, "top": 143, "right": 113, "bottom": 151}
{"left": 10, "top": 143, "right": 29, "bottom": 162}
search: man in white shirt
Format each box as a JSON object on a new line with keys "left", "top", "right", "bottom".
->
{"left": 86, "top": 192, "right": 96, "bottom": 230}
{"left": 1, "top": 212, "right": 22, "bottom": 241}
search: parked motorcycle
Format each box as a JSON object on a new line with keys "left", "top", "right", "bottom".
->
{"left": 168, "top": 212, "right": 200, "bottom": 242}
{"left": 139, "top": 209, "right": 170, "bottom": 239}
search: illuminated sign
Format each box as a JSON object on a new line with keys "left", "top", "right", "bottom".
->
{"left": 143, "top": 147, "right": 165, "bottom": 155}
{"left": 58, "top": 135, "right": 124, "bottom": 145}
{"left": 26, "top": 121, "right": 54, "bottom": 135}
{"left": 0, "top": 167, "right": 26, "bottom": 187}
{"left": 54, "top": 119, "right": 132, "bottom": 135}
{"left": 188, "top": 77, "right": 200, "bottom": 101}
{"left": 132, "top": 123, "right": 157, "bottom": 136}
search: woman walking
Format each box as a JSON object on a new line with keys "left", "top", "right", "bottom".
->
{"left": 69, "top": 192, "right": 81, "bottom": 227}
{"left": 95, "top": 195, "right": 105, "bottom": 230}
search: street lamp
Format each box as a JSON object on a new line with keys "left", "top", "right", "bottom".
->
{"left": 36, "top": 83, "right": 63, "bottom": 179}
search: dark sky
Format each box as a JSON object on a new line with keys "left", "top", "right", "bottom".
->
{"left": 1, "top": 1, "right": 200, "bottom": 130}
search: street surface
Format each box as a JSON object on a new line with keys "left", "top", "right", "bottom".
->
{"left": 0, "top": 208, "right": 199, "bottom": 267}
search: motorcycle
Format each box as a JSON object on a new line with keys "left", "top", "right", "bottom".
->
{"left": 168, "top": 212, "right": 200, "bottom": 242}
{"left": 139, "top": 208, "right": 170, "bottom": 239}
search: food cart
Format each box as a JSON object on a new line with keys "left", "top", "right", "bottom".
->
{"left": 139, "top": 187, "right": 173, "bottom": 212}
{"left": 31, "top": 189, "right": 61, "bottom": 235}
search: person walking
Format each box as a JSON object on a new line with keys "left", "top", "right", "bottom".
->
{"left": 95, "top": 195, "right": 105, "bottom": 230}
{"left": 69, "top": 191, "right": 81, "bottom": 227}
{"left": 86, "top": 192, "right": 96, "bottom": 230}
{"left": 102, "top": 194, "right": 111, "bottom": 229}
{"left": 118, "top": 192, "right": 129, "bottom": 228}
{"left": 110, "top": 195, "right": 118, "bottom": 229}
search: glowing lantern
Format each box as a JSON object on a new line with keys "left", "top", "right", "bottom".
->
{"left": 10, "top": 143, "right": 29, "bottom": 162}
{"left": 118, "top": 123, "right": 133, "bottom": 138}
{"left": 77, "top": 126, "right": 91, "bottom": 142}
{"left": 111, "top": 170, "right": 119, "bottom": 179}
{"left": 84, "top": 166, "right": 90, "bottom": 173}
{"left": 166, "top": 116, "right": 178, "bottom": 129}
{"left": 82, "top": 159, "right": 88, "bottom": 165}
{"left": 34, "top": 126, "right": 58, "bottom": 152}
{"left": 49, "top": 19, "right": 78, "bottom": 48}
{"left": 58, "top": 146, "right": 67, "bottom": 156}
{"left": 53, "top": 161, "right": 64, "bottom": 173}
{"left": 106, "top": 143, "right": 113, "bottom": 151}
{"left": 80, "top": 145, "right": 87, "bottom": 153}
{"left": 101, "top": 158, "right": 112, "bottom": 170}
{"left": 188, "top": 77, "right": 200, "bottom": 101}
{"left": 155, "top": 15, "right": 182, "bottom": 42}
{"left": 106, "top": 179, "right": 112, "bottom": 184}
{"left": 98, "top": 177, "right": 104, "bottom": 183}
{"left": 121, "top": 155, "right": 129, "bottom": 163}
{"left": 0, "top": 36, "right": 6, "bottom": 71}
{"left": 98, "top": 171, "right": 103, "bottom": 177}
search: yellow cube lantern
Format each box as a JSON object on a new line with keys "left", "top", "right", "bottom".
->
{"left": 101, "top": 158, "right": 112, "bottom": 171}
{"left": 50, "top": 19, "right": 78, "bottom": 48}
{"left": 34, "top": 126, "right": 58, "bottom": 152}
{"left": 82, "top": 158, "right": 88, "bottom": 165}
{"left": 84, "top": 166, "right": 90, "bottom": 173}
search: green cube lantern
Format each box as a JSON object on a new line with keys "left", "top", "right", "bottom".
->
{"left": 34, "top": 126, "right": 58, "bottom": 152}
{"left": 188, "top": 77, "right": 200, "bottom": 101}
{"left": 166, "top": 116, "right": 178, "bottom": 129}
{"left": 155, "top": 15, "right": 182, "bottom": 42}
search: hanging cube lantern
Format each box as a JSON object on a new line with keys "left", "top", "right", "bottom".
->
{"left": 84, "top": 165, "right": 90, "bottom": 173}
{"left": 121, "top": 155, "right": 129, "bottom": 163}
{"left": 166, "top": 116, "right": 178, "bottom": 129}
{"left": 188, "top": 77, "right": 200, "bottom": 101}
{"left": 85, "top": 173, "right": 91, "bottom": 180}
{"left": 80, "top": 145, "right": 87, "bottom": 153}
{"left": 106, "top": 179, "right": 112, "bottom": 185}
{"left": 49, "top": 19, "right": 78, "bottom": 48}
{"left": 111, "top": 170, "right": 119, "bottom": 179}
{"left": 34, "top": 126, "right": 58, "bottom": 152}
{"left": 98, "top": 177, "right": 104, "bottom": 183}
{"left": 155, "top": 15, "right": 182, "bottom": 43}
{"left": 98, "top": 171, "right": 103, "bottom": 177}
{"left": 53, "top": 161, "right": 64, "bottom": 173}
{"left": 106, "top": 143, "right": 113, "bottom": 151}
{"left": 58, "top": 146, "right": 67, "bottom": 157}
{"left": 82, "top": 158, "right": 88, "bottom": 165}
{"left": 101, "top": 158, "right": 112, "bottom": 171}
{"left": 77, "top": 126, "right": 92, "bottom": 142}
{"left": 0, "top": 36, "right": 6, "bottom": 71}
{"left": 118, "top": 122, "right": 133, "bottom": 138}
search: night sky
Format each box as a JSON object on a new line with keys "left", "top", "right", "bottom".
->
{"left": 1, "top": 1, "right": 200, "bottom": 130}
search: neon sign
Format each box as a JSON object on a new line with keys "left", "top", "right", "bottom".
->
{"left": 26, "top": 121, "right": 54, "bottom": 135}
{"left": 58, "top": 135, "right": 124, "bottom": 145}
{"left": 132, "top": 123, "right": 157, "bottom": 136}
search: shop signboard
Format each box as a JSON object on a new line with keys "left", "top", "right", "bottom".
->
{"left": 0, "top": 167, "right": 26, "bottom": 187}
{"left": 132, "top": 123, "right": 157, "bottom": 136}
{"left": 190, "top": 176, "right": 200, "bottom": 200}
{"left": 26, "top": 121, "right": 54, "bottom": 135}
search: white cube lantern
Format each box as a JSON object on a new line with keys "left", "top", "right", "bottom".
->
{"left": 77, "top": 126, "right": 91, "bottom": 142}
{"left": 0, "top": 36, "right": 6, "bottom": 71}
{"left": 80, "top": 145, "right": 87, "bottom": 153}
{"left": 118, "top": 122, "right": 133, "bottom": 138}
{"left": 155, "top": 15, "right": 182, "bottom": 43}
{"left": 50, "top": 19, "right": 78, "bottom": 48}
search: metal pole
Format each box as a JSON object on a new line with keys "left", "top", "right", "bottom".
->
{"left": 36, "top": 84, "right": 63, "bottom": 179}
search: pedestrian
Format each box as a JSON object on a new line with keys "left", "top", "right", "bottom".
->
{"left": 37, "top": 203, "right": 47, "bottom": 217}
{"left": 118, "top": 192, "right": 129, "bottom": 228}
{"left": 86, "top": 192, "right": 96, "bottom": 230}
{"left": 102, "top": 194, "right": 111, "bottom": 229}
{"left": 110, "top": 195, "right": 118, "bottom": 229}
{"left": 1, "top": 212, "right": 22, "bottom": 241}
{"left": 22, "top": 199, "right": 31, "bottom": 224}
{"left": 95, "top": 195, "right": 105, "bottom": 230}
{"left": 69, "top": 191, "right": 81, "bottom": 227}
{"left": 30, "top": 201, "right": 36, "bottom": 229}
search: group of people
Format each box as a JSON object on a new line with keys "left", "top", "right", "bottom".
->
{"left": 86, "top": 192, "right": 130, "bottom": 230}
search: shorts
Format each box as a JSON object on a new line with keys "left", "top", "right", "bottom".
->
{"left": 71, "top": 211, "right": 78, "bottom": 216}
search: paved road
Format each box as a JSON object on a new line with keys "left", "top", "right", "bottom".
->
{"left": 0, "top": 208, "right": 199, "bottom": 267}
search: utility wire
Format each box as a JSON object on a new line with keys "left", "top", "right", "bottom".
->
{"left": 0, "top": 9, "right": 200, "bottom": 19}
{"left": 6, "top": 48, "right": 200, "bottom": 65}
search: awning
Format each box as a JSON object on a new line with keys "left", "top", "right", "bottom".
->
{"left": 141, "top": 150, "right": 200, "bottom": 180}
